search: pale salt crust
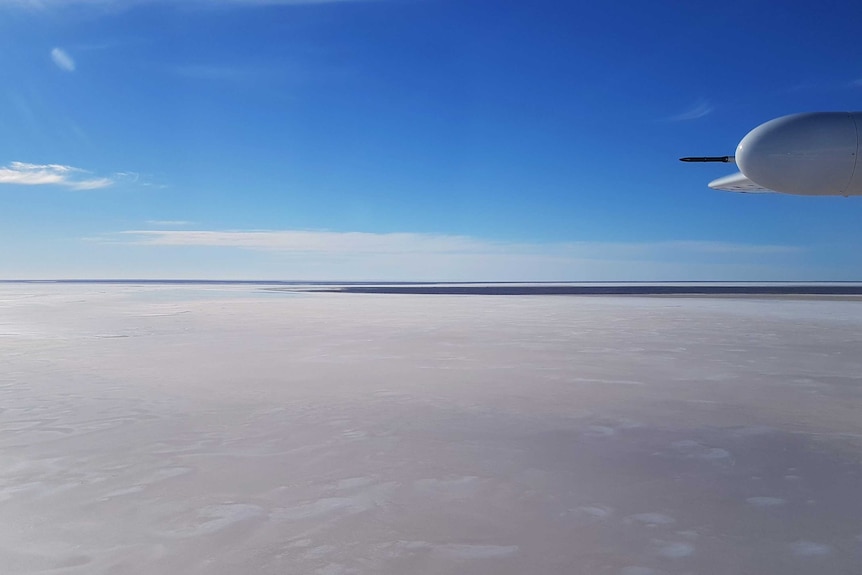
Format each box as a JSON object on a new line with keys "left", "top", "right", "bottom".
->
{"left": 1, "top": 284, "right": 862, "bottom": 574}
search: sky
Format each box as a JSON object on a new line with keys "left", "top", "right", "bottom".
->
{"left": 2, "top": 0, "right": 862, "bottom": 281}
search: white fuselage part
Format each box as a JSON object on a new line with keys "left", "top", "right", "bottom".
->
{"left": 708, "top": 112, "right": 862, "bottom": 196}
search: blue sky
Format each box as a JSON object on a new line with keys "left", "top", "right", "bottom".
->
{"left": 2, "top": 0, "right": 862, "bottom": 280}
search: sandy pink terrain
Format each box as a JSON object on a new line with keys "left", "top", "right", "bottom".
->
{"left": 1, "top": 285, "right": 861, "bottom": 574}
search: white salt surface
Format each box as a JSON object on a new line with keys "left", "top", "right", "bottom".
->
{"left": 1, "top": 285, "right": 862, "bottom": 574}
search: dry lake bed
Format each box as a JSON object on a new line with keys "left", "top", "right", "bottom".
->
{"left": 1, "top": 284, "right": 861, "bottom": 574}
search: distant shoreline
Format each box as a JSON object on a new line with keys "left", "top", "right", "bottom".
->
{"left": 295, "top": 285, "right": 862, "bottom": 297}
{"left": 4, "top": 279, "right": 862, "bottom": 298}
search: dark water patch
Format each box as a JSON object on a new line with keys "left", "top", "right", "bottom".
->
{"left": 327, "top": 284, "right": 862, "bottom": 297}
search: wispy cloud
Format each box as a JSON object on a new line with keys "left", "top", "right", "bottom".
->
{"left": 85, "top": 229, "right": 802, "bottom": 281}
{"left": 50, "top": 47, "right": 75, "bottom": 71}
{"left": 665, "top": 99, "right": 714, "bottom": 122}
{"left": 170, "top": 64, "right": 284, "bottom": 83}
{"left": 74, "top": 229, "right": 805, "bottom": 281}
{"left": 120, "top": 230, "right": 498, "bottom": 254}
{"left": 0, "top": 162, "right": 113, "bottom": 190}
{"left": 653, "top": 240, "right": 798, "bottom": 255}
{"left": 173, "top": 65, "right": 252, "bottom": 81}
{"left": 145, "top": 220, "right": 195, "bottom": 227}
{"left": 114, "top": 229, "right": 801, "bottom": 257}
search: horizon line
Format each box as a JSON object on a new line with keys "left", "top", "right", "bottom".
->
{"left": 2, "top": 279, "right": 862, "bottom": 285}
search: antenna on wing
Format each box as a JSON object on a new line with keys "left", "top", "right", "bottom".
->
{"left": 679, "top": 156, "right": 735, "bottom": 163}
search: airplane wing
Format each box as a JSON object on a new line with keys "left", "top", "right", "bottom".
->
{"left": 708, "top": 172, "right": 775, "bottom": 194}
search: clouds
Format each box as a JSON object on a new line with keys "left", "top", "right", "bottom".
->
{"left": 121, "top": 230, "right": 498, "bottom": 254}
{"left": 92, "top": 229, "right": 804, "bottom": 281}
{"left": 50, "top": 48, "right": 75, "bottom": 72}
{"left": 0, "top": 162, "right": 113, "bottom": 190}
{"left": 666, "top": 99, "right": 714, "bottom": 122}
{"left": 145, "top": 220, "right": 196, "bottom": 227}
{"left": 118, "top": 229, "right": 800, "bottom": 258}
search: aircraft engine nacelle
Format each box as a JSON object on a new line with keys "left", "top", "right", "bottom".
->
{"left": 736, "top": 112, "right": 862, "bottom": 196}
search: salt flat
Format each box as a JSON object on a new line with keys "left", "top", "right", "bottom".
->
{"left": 1, "top": 284, "right": 861, "bottom": 574}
